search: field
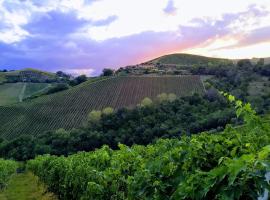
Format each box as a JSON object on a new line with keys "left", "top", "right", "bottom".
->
{"left": 0, "top": 83, "right": 25, "bottom": 106}
{"left": 0, "top": 76, "right": 204, "bottom": 139}
{"left": 0, "top": 83, "right": 50, "bottom": 106}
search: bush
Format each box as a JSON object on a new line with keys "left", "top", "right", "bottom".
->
{"left": 0, "top": 159, "right": 17, "bottom": 189}
{"left": 46, "top": 83, "right": 69, "bottom": 94}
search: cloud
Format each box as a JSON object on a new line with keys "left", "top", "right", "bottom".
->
{"left": 23, "top": 11, "right": 88, "bottom": 36}
{"left": 92, "top": 15, "right": 118, "bottom": 26}
{"left": 163, "top": 0, "right": 177, "bottom": 15}
{"left": 64, "top": 68, "right": 95, "bottom": 76}
{"left": 0, "top": 0, "right": 270, "bottom": 74}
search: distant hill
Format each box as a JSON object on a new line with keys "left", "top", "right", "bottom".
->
{"left": 146, "top": 53, "right": 232, "bottom": 66}
{"left": 0, "top": 76, "right": 204, "bottom": 139}
{"left": 117, "top": 53, "right": 233, "bottom": 76}
{"left": 0, "top": 68, "right": 57, "bottom": 83}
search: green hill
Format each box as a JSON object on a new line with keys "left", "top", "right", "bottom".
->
{"left": 0, "top": 76, "right": 204, "bottom": 139}
{"left": 148, "top": 53, "right": 232, "bottom": 66}
{"left": 0, "top": 68, "right": 56, "bottom": 83}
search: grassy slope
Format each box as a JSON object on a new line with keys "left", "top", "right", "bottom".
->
{"left": 0, "top": 83, "right": 50, "bottom": 106}
{"left": 0, "top": 172, "right": 57, "bottom": 200}
{"left": 0, "top": 76, "right": 204, "bottom": 139}
{"left": 23, "top": 83, "right": 52, "bottom": 98}
{"left": 0, "top": 83, "right": 25, "bottom": 106}
{"left": 148, "top": 53, "right": 231, "bottom": 65}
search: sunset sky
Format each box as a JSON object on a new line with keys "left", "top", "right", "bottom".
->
{"left": 0, "top": 0, "right": 270, "bottom": 75}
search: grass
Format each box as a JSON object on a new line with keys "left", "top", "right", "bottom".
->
{"left": 149, "top": 53, "right": 231, "bottom": 65}
{"left": 0, "top": 76, "right": 204, "bottom": 139}
{"left": 0, "top": 172, "right": 57, "bottom": 200}
{"left": 0, "top": 83, "right": 25, "bottom": 106}
{"left": 0, "top": 83, "right": 50, "bottom": 106}
{"left": 23, "top": 83, "right": 52, "bottom": 99}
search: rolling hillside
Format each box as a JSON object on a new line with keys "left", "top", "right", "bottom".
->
{"left": 0, "top": 76, "right": 204, "bottom": 139}
{"left": 0, "top": 68, "right": 57, "bottom": 83}
{"left": 147, "top": 53, "right": 232, "bottom": 65}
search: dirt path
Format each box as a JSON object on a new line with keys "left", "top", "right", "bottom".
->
{"left": 18, "top": 83, "right": 27, "bottom": 102}
{"left": 0, "top": 172, "right": 57, "bottom": 200}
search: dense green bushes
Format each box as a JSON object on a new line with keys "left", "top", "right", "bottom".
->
{"left": 0, "top": 159, "right": 17, "bottom": 190}
{"left": 27, "top": 96, "right": 270, "bottom": 199}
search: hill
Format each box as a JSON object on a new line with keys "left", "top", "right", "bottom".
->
{"left": 0, "top": 76, "right": 204, "bottom": 139}
{"left": 146, "top": 53, "right": 232, "bottom": 66}
{"left": 0, "top": 68, "right": 57, "bottom": 83}
{"left": 117, "top": 53, "right": 233, "bottom": 76}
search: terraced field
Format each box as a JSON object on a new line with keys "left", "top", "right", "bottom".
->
{"left": 0, "top": 76, "right": 204, "bottom": 139}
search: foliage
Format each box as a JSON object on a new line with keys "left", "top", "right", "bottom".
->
{"left": 102, "top": 68, "right": 114, "bottom": 76}
{"left": 46, "top": 83, "right": 69, "bottom": 94}
{"left": 102, "top": 107, "right": 114, "bottom": 115}
{"left": 88, "top": 110, "right": 102, "bottom": 123}
{"left": 69, "top": 75, "right": 88, "bottom": 86}
{"left": 27, "top": 96, "right": 270, "bottom": 199}
{"left": 0, "top": 159, "right": 17, "bottom": 190}
{"left": 140, "top": 97, "right": 153, "bottom": 107}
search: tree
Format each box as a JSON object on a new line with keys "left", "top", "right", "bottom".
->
{"left": 75, "top": 75, "right": 87, "bottom": 84}
{"left": 237, "top": 59, "right": 252, "bottom": 70}
{"left": 102, "top": 68, "right": 114, "bottom": 76}
{"left": 168, "top": 93, "right": 177, "bottom": 102}
{"left": 56, "top": 71, "right": 70, "bottom": 78}
{"left": 102, "top": 107, "right": 114, "bottom": 115}
{"left": 69, "top": 75, "right": 87, "bottom": 86}
{"left": 157, "top": 93, "right": 168, "bottom": 103}
{"left": 46, "top": 83, "right": 69, "bottom": 94}
{"left": 140, "top": 97, "right": 153, "bottom": 107}
{"left": 88, "top": 110, "right": 102, "bottom": 123}
{"left": 256, "top": 58, "right": 264, "bottom": 67}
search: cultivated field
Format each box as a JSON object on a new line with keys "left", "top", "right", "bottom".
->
{"left": 0, "top": 83, "right": 50, "bottom": 106}
{"left": 0, "top": 76, "right": 204, "bottom": 139}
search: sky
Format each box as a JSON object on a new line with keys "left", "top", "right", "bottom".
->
{"left": 0, "top": 0, "right": 270, "bottom": 76}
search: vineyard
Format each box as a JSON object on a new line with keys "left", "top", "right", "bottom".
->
{"left": 27, "top": 96, "right": 270, "bottom": 200}
{"left": 0, "top": 76, "right": 204, "bottom": 139}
